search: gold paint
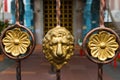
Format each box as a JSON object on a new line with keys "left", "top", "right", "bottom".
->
{"left": 2, "top": 28, "right": 30, "bottom": 57}
{"left": 14, "top": 39, "right": 20, "bottom": 45}
{"left": 43, "top": 27, "right": 74, "bottom": 70}
{"left": 88, "top": 31, "right": 119, "bottom": 61}
{"left": 100, "top": 42, "right": 106, "bottom": 49}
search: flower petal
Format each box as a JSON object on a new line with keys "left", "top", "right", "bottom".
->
{"left": 21, "top": 39, "right": 30, "bottom": 47}
{"left": 19, "top": 32, "right": 29, "bottom": 40}
{"left": 89, "top": 34, "right": 100, "bottom": 43}
{"left": 2, "top": 37, "right": 13, "bottom": 45}
{"left": 11, "top": 46, "right": 20, "bottom": 56}
{"left": 88, "top": 34, "right": 100, "bottom": 50}
{"left": 98, "top": 49, "right": 107, "bottom": 61}
{"left": 99, "top": 31, "right": 109, "bottom": 42}
{"left": 19, "top": 46, "right": 27, "bottom": 54}
{"left": 91, "top": 48, "right": 99, "bottom": 57}
{"left": 5, "top": 30, "right": 15, "bottom": 39}
{"left": 107, "top": 42, "right": 119, "bottom": 51}
{"left": 13, "top": 28, "right": 21, "bottom": 34}
{"left": 106, "top": 48, "right": 115, "bottom": 58}
{"left": 5, "top": 44, "right": 15, "bottom": 53}
{"left": 88, "top": 41, "right": 99, "bottom": 49}
{"left": 106, "top": 34, "right": 116, "bottom": 43}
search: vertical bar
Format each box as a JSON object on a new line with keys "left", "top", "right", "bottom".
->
{"left": 56, "top": 69, "right": 61, "bottom": 80}
{"left": 56, "top": 0, "right": 61, "bottom": 26}
{"left": 16, "top": 60, "right": 21, "bottom": 80}
{"left": 98, "top": 64, "right": 103, "bottom": 80}
{"left": 99, "top": 0, "right": 106, "bottom": 27}
{"left": 50, "top": 64, "right": 56, "bottom": 74}
{"left": 15, "top": 0, "right": 20, "bottom": 23}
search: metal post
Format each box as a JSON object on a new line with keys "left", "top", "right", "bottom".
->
{"left": 16, "top": 60, "right": 21, "bottom": 80}
{"left": 50, "top": 64, "right": 56, "bottom": 74}
{"left": 98, "top": 64, "right": 103, "bottom": 80}
{"left": 56, "top": 69, "right": 61, "bottom": 80}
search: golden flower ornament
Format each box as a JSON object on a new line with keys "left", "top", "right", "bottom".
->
{"left": 43, "top": 27, "right": 74, "bottom": 70}
{"left": 88, "top": 31, "right": 119, "bottom": 61}
{"left": 2, "top": 28, "right": 30, "bottom": 57}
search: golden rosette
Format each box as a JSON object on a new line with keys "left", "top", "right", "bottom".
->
{"left": 88, "top": 31, "right": 119, "bottom": 61}
{"left": 2, "top": 28, "right": 30, "bottom": 57}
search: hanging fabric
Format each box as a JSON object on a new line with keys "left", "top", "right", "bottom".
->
{"left": 10, "top": 0, "right": 34, "bottom": 32}
{"left": 4, "top": 0, "right": 8, "bottom": 12}
{"left": 11, "top": 0, "right": 16, "bottom": 24}
{"left": 83, "top": 0, "right": 93, "bottom": 38}
{"left": 23, "top": 0, "right": 34, "bottom": 32}
{"left": 83, "top": 0, "right": 100, "bottom": 39}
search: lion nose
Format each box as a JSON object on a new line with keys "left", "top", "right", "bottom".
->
{"left": 56, "top": 43, "right": 63, "bottom": 56}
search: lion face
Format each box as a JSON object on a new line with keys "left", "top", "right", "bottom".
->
{"left": 43, "top": 27, "right": 74, "bottom": 70}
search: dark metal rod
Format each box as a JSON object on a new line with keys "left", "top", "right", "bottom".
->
{"left": 56, "top": 0, "right": 61, "bottom": 26}
{"left": 15, "top": 0, "right": 20, "bottom": 23}
{"left": 99, "top": 0, "right": 106, "bottom": 27}
{"left": 16, "top": 60, "right": 21, "bottom": 80}
{"left": 98, "top": 64, "right": 103, "bottom": 80}
{"left": 51, "top": 64, "right": 56, "bottom": 73}
{"left": 56, "top": 69, "right": 61, "bottom": 80}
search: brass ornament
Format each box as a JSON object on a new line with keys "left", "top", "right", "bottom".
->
{"left": 43, "top": 27, "right": 74, "bottom": 70}
{"left": 2, "top": 28, "right": 30, "bottom": 57}
{"left": 88, "top": 31, "right": 119, "bottom": 61}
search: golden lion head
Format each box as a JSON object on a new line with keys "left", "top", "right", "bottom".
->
{"left": 43, "top": 27, "right": 74, "bottom": 70}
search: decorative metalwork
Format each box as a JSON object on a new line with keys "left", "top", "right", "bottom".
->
{"left": 2, "top": 28, "right": 30, "bottom": 57}
{"left": 83, "top": 0, "right": 120, "bottom": 64}
{"left": 0, "top": 0, "right": 35, "bottom": 80}
{"left": 83, "top": 0, "right": 120, "bottom": 80}
{"left": 83, "top": 27, "right": 120, "bottom": 63}
{"left": 43, "top": 27, "right": 74, "bottom": 70}
{"left": 0, "top": 24, "right": 35, "bottom": 60}
{"left": 43, "top": 1, "right": 74, "bottom": 80}
{"left": 0, "top": 0, "right": 35, "bottom": 60}
{"left": 88, "top": 31, "right": 119, "bottom": 61}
